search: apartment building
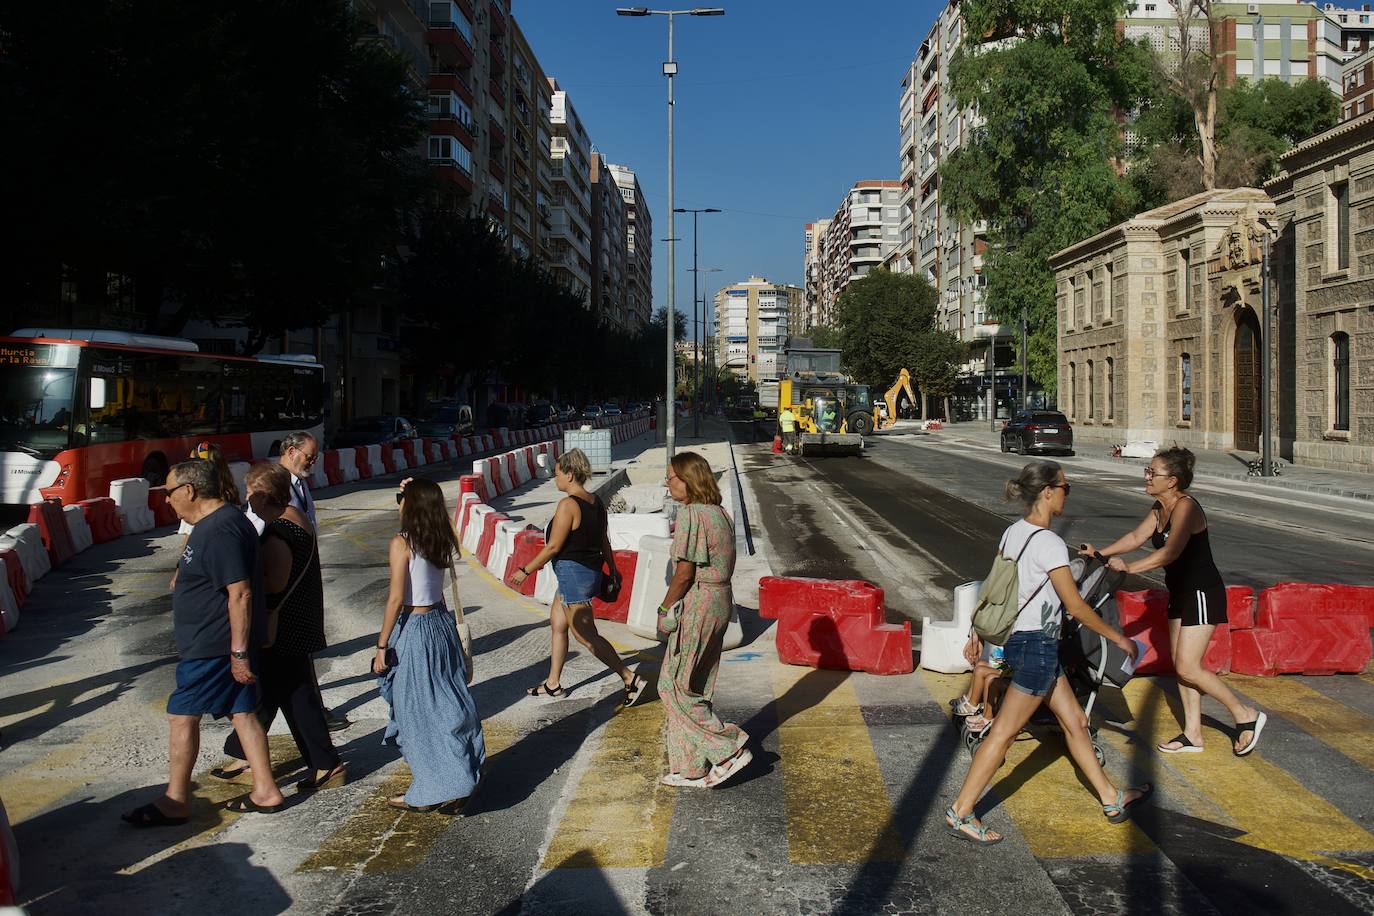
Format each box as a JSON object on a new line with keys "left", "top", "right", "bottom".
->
{"left": 802, "top": 220, "right": 829, "bottom": 330}
{"left": 509, "top": 21, "right": 556, "bottom": 262}
{"left": 810, "top": 182, "right": 903, "bottom": 329}
{"left": 1343, "top": 44, "right": 1374, "bottom": 117}
{"left": 607, "top": 163, "right": 653, "bottom": 332}
{"left": 714, "top": 276, "right": 803, "bottom": 383}
{"left": 547, "top": 79, "right": 594, "bottom": 300}
{"left": 589, "top": 152, "right": 628, "bottom": 331}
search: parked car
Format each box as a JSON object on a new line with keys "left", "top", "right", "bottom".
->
{"left": 582, "top": 405, "right": 604, "bottom": 420}
{"left": 557, "top": 405, "right": 579, "bottom": 422}
{"left": 1000, "top": 410, "right": 1074, "bottom": 455}
{"left": 527, "top": 401, "right": 557, "bottom": 425}
{"left": 331, "top": 415, "right": 417, "bottom": 449}
{"left": 416, "top": 404, "right": 474, "bottom": 439}
{"left": 602, "top": 404, "right": 622, "bottom": 417}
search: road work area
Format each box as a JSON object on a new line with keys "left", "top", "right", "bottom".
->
{"left": 2, "top": 427, "right": 1373, "bottom": 915}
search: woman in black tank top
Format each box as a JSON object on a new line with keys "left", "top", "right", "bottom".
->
{"left": 1082, "top": 447, "right": 1265, "bottom": 757}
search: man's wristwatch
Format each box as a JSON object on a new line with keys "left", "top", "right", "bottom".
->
{"left": 231, "top": 649, "right": 249, "bottom": 660}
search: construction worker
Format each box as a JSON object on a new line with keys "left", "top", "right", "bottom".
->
{"left": 779, "top": 406, "right": 798, "bottom": 454}
{"left": 819, "top": 401, "right": 838, "bottom": 432}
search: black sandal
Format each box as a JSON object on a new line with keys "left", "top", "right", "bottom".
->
{"left": 527, "top": 680, "right": 565, "bottom": 698}
{"left": 121, "top": 801, "right": 189, "bottom": 829}
{"left": 210, "top": 763, "right": 251, "bottom": 781}
{"left": 622, "top": 674, "right": 647, "bottom": 706}
{"left": 296, "top": 763, "right": 348, "bottom": 793}
{"left": 223, "top": 796, "right": 282, "bottom": 814}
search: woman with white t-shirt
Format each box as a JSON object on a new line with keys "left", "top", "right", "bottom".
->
{"left": 946, "top": 461, "right": 1153, "bottom": 845}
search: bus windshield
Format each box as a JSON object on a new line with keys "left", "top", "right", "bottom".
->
{"left": 0, "top": 365, "right": 76, "bottom": 459}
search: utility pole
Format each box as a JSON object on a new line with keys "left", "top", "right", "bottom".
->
{"left": 987, "top": 329, "right": 997, "bottom": 432}
{"left": 675, "top": 207, "right": 720, "bottom": 439}
{"left": 617, "top": 6, "right": 725, "bottom": 464}
{"left": 1020, "top": 307, "right": 1028, "bottom": 411}
{"left": 1261, "top": 223, "right": 1273, "bottom": 477}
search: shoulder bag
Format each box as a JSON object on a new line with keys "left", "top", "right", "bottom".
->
{"left": 448, "top": 557, "right": 474, "bottom": 685}
{"left": 263, "top": 527, "right": 316, "bottom": 649}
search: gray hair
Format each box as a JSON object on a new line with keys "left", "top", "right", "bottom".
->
{"left": 281, "top": 431, "right": 317, "bottom": 454}
{"left": 1004, "top": 460, "right": 1063, "bottom": 507}
{"left": 171, "top": 459, "right": 220, "bottom": 498}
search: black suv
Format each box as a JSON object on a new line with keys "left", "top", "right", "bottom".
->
{"left": 1000, "top": 411, "right": 1074, "bottom": 456}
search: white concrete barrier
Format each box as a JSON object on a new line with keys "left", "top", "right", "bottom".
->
{"left": 0, "top": 569, "right": 18, "bottom": 634}
{"left": 618, "top": 484, "right": 670, "bottom": 514}
{"left": 607, "top": 513, "right": 671, "bottom": 553}
{"left": 920, "top": 580, "right": 981, "bottom": 674}
{"left": 626, "top": 534, "right": 674, "bottom": 639}
{"left": 1122, "top": 440, "right": 1159, "bottom": 459}
{"left": 392, "top": 449, "right": 408, "bottom": 473}
{"left": 511, "top": 449, "right": 532, "bottom": 486}
{"left": 486, "top": 519, "right": 525, "bottom": 582}
{"left": 409, "top": 442, "right": 427, "bottom": 468}
{"left": 310, "top": 460, "right": 328, "bottom": 490}
{"left": 338, "top": 449, "right": 360, "bottom": 484}
{"left": 471, "top": 460, "right": 495, "bottom": 500}
{"left": 364, "top": 445, "right": 385, "bottom": 478}
{"left": 463, "top": 504, "right": 495, "bottom": 556}
{"left": 109, "top": 478, "right": 155, "bottom": 534}
{"left": 455, "top": 492, "right": 479, "bottom": 545}
{"left": 62, "top": 504, "right": 94, "bottom": 554}
{"left": 1, "top": 524, "right": 50, "bottom": 585}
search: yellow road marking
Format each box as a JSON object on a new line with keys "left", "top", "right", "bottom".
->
{"left": 299, "top": 719, "right": 517, "bottom": 874}
{"left": 119, "top": 733, "right": 305, "bottom": 875}
{"left": 919, "top": 670, "right": 1155, "bottom": 857}
{"left": 777, "top": 667, "right": 902, "bottom": 864}
{"left": 0, "top": 723, "right": 121, "bottom": 823}
{"left": 1119, "top": 678, "right": 1374, "bottom": 878}
{"left": 541, "top": 701, "right": 675, "bottom": 869}
{"left": 1226, "top": 674, "right": 1374, "bottom": 770}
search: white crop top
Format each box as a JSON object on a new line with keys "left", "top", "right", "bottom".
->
{"left": 404, "top": 544, "right": 447, "bottom": 606}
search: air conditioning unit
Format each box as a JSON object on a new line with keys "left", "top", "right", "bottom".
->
{"left": 1247, "top": 3, "right": 1259, "bottom": 12}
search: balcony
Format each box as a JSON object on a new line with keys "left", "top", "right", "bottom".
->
{"left": 489, "top": 37, "right": 506, "bottom": 75}
{"left": 489, "top": 77, "right": 505, "bottom": 108}
{"left": 429, "top": 68, "right": 473, "bottom": 104}
{"left": 488, "top": 0, "right": 507, "bottom": 34}
{"left": 428, "top": 113, "right": 477, "bottom": 147}
{"left": 489, "top": 155, "right": 505, "bottom": 182}
{"left": 427, "top": 1, "right": 474, "bottom": 67}
{"left": 488, "top": 113, "right": 506, "bottom": 147}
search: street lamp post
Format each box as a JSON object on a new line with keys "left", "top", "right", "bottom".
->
{"left": 616, "top": 6, "right": 725, "bottom": 463}
{"left": 676, "top": 206, "right": 720, "bottom": 438}
{"left": 690, "top": 266, "right": 722, "bottom": 423}
{"left": 1261, "top": 222, "right": 1274, "bottom": 478}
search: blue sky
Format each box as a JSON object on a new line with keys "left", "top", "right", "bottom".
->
{"left": 517, "top": 0, "right": 946, "bottom": 334}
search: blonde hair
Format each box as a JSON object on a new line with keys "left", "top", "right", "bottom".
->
{"left": 670, "top": 451, "right": 722, "bottom": 505}
{"left": 557, "top": 448, "right": 592, "bottom": 484}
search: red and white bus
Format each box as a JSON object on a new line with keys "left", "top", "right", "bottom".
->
{"left": 1, "top": 329, "right": 324, "bottom": 508}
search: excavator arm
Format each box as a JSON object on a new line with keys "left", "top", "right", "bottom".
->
{"left": 881, "top": 368, "right": 917, "bottom": 429}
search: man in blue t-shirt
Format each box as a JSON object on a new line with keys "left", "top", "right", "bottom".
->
{"left": 121, "top": 460, "right": 284, "bottom": 827}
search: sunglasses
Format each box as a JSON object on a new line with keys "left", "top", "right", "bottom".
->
{"left": 1048, "top": 483, "right": 1071, "bottom": 495}
{"left": 166, "top": 482, "right": 193, "bottom": 498}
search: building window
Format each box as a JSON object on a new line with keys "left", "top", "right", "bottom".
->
{"left": 1087, "top": 359, "right": 1096, "bottom": 419}
{"left": 1178, "top": 249, "right": 1190, "bottom": 310}
{"left": 1106, "top": 357, "right": 1115, "bottom": 420}
{"left": 1180, "top": 352, "right": 1192, "bottom": 422}
{"left": 1069, "top": 361, "right": 1077, "bottom": 419}
{"left": 1333, "top": 332, "right": 1351, "bottom": 431}
{"left": 1334, "top": 181, "right": 1351, "bottom": 271}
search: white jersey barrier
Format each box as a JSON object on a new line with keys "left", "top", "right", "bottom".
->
{"left": 109, "top": 478, "right": 155, "bottom": 534}
{"left": 487, "top": 520, "right": 526, "bottom": 581}
{"left": 463, "top": 504, "right": 496, "bottom": 556}
{"left": 0, "top": 570, "right": 18, "bottom": 634}
{"left": 607, "top": 514, "right": 671, "bottom": 553}
{"left": 919, "top": 580, "right": 981, "bottom": 674}
{"left": 62, "top": 504, "right": 94, "bottom": 554}
{"left": 338, "top": 449, "right": 360, "bottom": 484}
{"left": 1, "top": 524, "right": 50, "bottom": 587}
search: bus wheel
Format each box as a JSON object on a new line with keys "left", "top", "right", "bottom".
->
{"left": 848, "top": 413, "right": 873, "bottom": 436}
{"left": 141, "top": 454, "right": 169, "bottom": 487}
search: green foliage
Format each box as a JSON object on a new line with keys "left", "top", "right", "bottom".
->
{"left": 807, "top": 326, "right": 843, "bottom": 350}
{"left": 832, "top": 271, "right": 961, "bottom": 409}
{"left": 1132, "top": 77, "right": 1340, "bottom": 207}
{"left": 941, "top": 0, "right": 1152, "bottom": 399}
{"left": 0, "top": 0, "right": 427, "bottom": 352}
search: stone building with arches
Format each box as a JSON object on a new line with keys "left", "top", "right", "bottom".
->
{"left": 1050, "top": 178, "right": 1370, "bottom": 473}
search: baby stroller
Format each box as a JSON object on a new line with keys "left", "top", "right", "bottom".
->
{"left": 958, "top": 553, "right": 1131, "bottom": 767}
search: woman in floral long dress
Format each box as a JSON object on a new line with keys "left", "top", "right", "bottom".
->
{"left": 656, "top": 451, "right": 752, "bottom": 789}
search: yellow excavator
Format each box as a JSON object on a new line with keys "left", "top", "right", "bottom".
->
{"left": 880, "top": 368, "right": 918, "bottom": 430}
{"left": 777, "top": 374, "right": 871, "bottom": 457}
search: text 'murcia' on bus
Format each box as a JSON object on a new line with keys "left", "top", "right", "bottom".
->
{"left": 0, "top": 329, "right": 323, "bottom": 510}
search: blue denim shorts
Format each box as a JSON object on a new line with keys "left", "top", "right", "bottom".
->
{"left": 167, "top": 656, "right": 259, "bottom": 718}
{"left": 1003, "top": 630, "right": 1062, "bottom": 697}
{"left": 554, "top": 560, "right": 602, "bottom": 605}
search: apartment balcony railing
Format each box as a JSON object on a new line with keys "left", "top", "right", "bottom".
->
{"left": 429, "top": 66, "right": 473, "bottom": 102}
{"left": 488, "top": 0, "right": 507, "bottom": 34}
{"left": 426, "top": 1, "right": 474, "bottom": 67}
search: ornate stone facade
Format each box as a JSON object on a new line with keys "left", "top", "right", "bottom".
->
{"left": 1049, "top": 189, "right": 1279, "bottom": 456}
{"left": 1267, "top": 113, "right": 1374, "bottom": 473}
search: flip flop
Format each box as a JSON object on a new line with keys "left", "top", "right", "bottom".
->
{"left": 1157, "top": 734, "right": 1203, "bottom": 754}
{"left": 1234, "top": 712, "right": 1268, "bottom": 756}
{"left": 121, "top": 801, "right": 189, "bottom": 829}
{"left": 224, "top": 796, "right": 282, "bottom": 814}
{"left": 386, "top": 796, "right": 441, "bottom": 813}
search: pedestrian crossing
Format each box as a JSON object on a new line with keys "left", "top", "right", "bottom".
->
{"left": 4, "top": 660, "right": 1374, "bottom": 907}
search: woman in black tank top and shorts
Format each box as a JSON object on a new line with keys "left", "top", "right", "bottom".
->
{"left": 1083, "top": 447, "right": 1266, "bottom": 757}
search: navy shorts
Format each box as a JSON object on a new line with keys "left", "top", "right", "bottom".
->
{"left": 1003, "top": 630, "right": 1062, "bottom": 698}
{"left": 554, "top": 560, "right": 602, "bottom": 605}
{"left": 167, "top": 656, "right": 259, "bottom": 718}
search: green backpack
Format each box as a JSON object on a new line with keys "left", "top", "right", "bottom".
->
{"left": 972, "top": 529, "right": 1048, "bottom": 645}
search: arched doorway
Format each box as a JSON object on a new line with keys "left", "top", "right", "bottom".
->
{"left": 1233, "top": 308, "right": 1261, "bottom": 451}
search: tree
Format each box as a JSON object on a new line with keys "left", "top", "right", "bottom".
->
{"left": 807, "top": 326, "right": 843, "bottom": 350}
{"left": 832, "top": 270, "right": 961, "bottom": 415}
{"left": 1149, "top": 1, "right": 1224, "bottom": 190}
{"left": 1131, "top": 77, "right": 1340, "bottom": 207}
{"left": 941, "top": 0, "right": 1152, "bottom": 398}
{"left": 0, "top": 0, "right": 426, "bottom": 351}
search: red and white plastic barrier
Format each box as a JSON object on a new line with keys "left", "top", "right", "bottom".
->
{"left": 761, "top": 576, "right": 914, "bottom": 675}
